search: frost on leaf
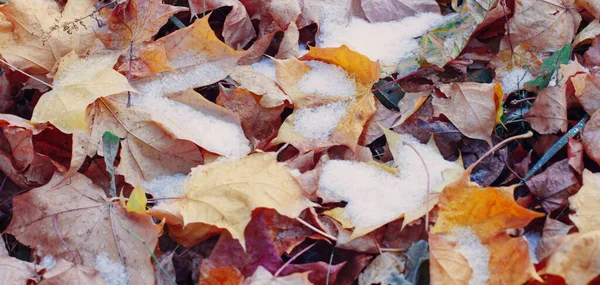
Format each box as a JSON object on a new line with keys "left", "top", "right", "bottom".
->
{"left": 6, "top": 172, "right": 161, "bottom": 285}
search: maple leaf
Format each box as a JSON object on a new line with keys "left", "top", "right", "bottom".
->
{"left": 41, "top": 258, "right": 106, "bottom": 284}
{"left": 0, "top": 256, "right": 37, "bottom": 283}
{"left": 0, "top": 114, "right": 59, "bottom": 188}
{"left": 270, "top": 45, "right": 379, "bottom": 153}
{"left": 176, "top": 153, "right": 313, "bottom": 248}
{"left": 0, "top": 0, "right": 103, "bottom": 72}
{"left": 230, "top": 62, "right": 292, "bottom": 108}
{"left": 430, "top": 231, "right": 540, "bottom": 285}
{"left": 432, "top": 165, "right": 544, "bottom": 241}
{"left": 433, "top": 82, "right": 501, "bottom": 145}
{"left": 572, "top": 72, "right": 600, "bottom": 115}
{"left": 361, "top": 0, "right": 440, "bottom": 22}
{"left": 582, "top": 110, "right": 600, "bottom": 166}
{"left": 500, "top": 0, "right": 581, "bottom": 52}
{"left": 568, "top": 169, "right": 600, "bottom": 233}
{"left": 525, "top": 86, "right": 568, "bottom": 134}
{"left": 6, "top": 172, "right": 161, "bottom": 285}
{"left": 87, "top": 93, "right": 204, "bottom": 184}
{"left": 537, "top": 230, "right": 600, "bottom": 284}
{"left": 30, "top": 51, "right": 135, "bottom": 134}
{"left": 96, "top": 0, "right": 187, "bottom": 49}
{"left": 188, "top": 0, "right": 255, "bottom": 49}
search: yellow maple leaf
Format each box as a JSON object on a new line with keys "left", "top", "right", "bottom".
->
{"left": 569, "top": 169, "right": 600, "bottom": 233}
{"left": 31, "top": 51, "right": 135, "bottom": 134}
{"left": 127, "top": 187, "right": 148, "bottom": 214}
{"left": 179, "top": 153, "right": 313, "bottom": 249}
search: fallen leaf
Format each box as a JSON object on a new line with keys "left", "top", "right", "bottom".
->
{"left": 199, "top": 267, "right": 244, "bottom": 285}
{"left": 0, "top": 256, "right": 38, "bottom": 283}
{"left": 96, "top": 0, "right": 187, "bottom": 49}
{"left": 568, "top": 135, "right": 584, "bottom": 174}
{"left": 569, "top": 169, "right": 600, "bottom": 233}
{"left": 582, "top": 110, "right": 600, "bottom": 165}
{"left": 275, "top": 22, "right": 300, "bottom": 59}
{"left": 263, "top": 0, "right": 302, "bottom": 31}
{"left": 500, "top": 0, "right": 581, "bottom": 52}
{"left": 536, "top": 217, "right": 573, "bottom": 261}
{"left": 0, "top": 0, "right": 104, "bottom": 72}
{"left": 358, "top": 252, "right": 406, "bottom": 285}
{"left": 433, "top": 82, "right": 500, "bottom": 145}
{"left": 433, "top": 166, "right": 544, "bottom": 241}
{"left": 230, "top": 62, "right": 291, "bottom": 108}
{"left": 361, "top": 0, "right": 440, "bottom": 22}
{"left": 6, "top": 172, "right": 161, "bottom": 285}
{"left": 115, "top": 41, "right": 175, "bottom": 78}
{"left": 526, "top": 159, "right": 580, "bottom": 212}
{"left": 30, "top": 51, "right": 135, "bottom": 134}
{"left": 179, "top": 153, "right": 312, "bottom": 248}
{"left": 0, "top": 114, "right": 58, "bottom": 188}
{"left": 127, "top": 187, "right": 147, "bottom": 214}
{"left": 216, "top": 87, "right": 283, "bottom": 149}
{"left": 360, "top": 100, "right": 402, "bottom": 145}
{"left": 575, "top": 0, "right": 600, "bottom": 17}
{"left": 188, "top": 0, "right": 256, "bottom": 49}
{"left": 574, "top": 19, "right": 600, "bottom": 47}
{"left": 538, "top": 230, "right": 600, "bottom": 285}
{"left": 572, "top": 73, "right": 600, "bottom": 115}
{"left": 524, "top": 86, "right": 568, "bottom": 134}
{"left": 243, "top": 266, "right": 311, "bottom": 285}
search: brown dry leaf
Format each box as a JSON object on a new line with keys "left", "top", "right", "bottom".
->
{"left": 525, "top": 86, "right": 568, "bottom": 134}
{"left": 115, "top": 40, "right": 174, "bottom": 78}
{"left": 361, "top": 0, "right": 440, "bottom": 22}
{"left": 96, "top": 0, "right": 187, "bottom": 49}
{"left": 433, "top": 166, "right": 544, "bottom": 241}
{"left": 30, "top": 51, "right": 135, "bottom": 134}
{"left": 263, "top": 0, "right": 302, "bottom": 31}
{"left": 6, "top": 172, "right": 161, "bottom": 285}
{"left": 500, "top": 0, "right": 581, "bottom": 52}
{"left": 572, "top": 73, "right": 600, "bottom": 115}
{"left": 584, "top": 35, "right": 600, "bottom": 69}
{"left": 582, "top": 110, "right": 600, "bottom": 165}
{"left": 275, "top": 22, "right": 300, "bottom": 59}
{"left": 569, "top": 169, "right": 600, "bottom": 233}
{"left": 0, "top": 0, "right": 104, "bottom": 72}
{"left": 575, "top": 0, "right": 600, "bottom": 17}
{"left": 216, "top": 87, "right": 284, "bottom": 149}
{"left": 525, "top": 159, "right": 580, "bottom": 212}
{"left": 360, "top": 100, "right": 402, "bottom": 145}
{"left": 568, "top": 137, "right": 584, "bottom": 174}
{"left": 433, "top": 82, "right": 500, "bottom": 145}
{"left": 0, "top": 256, "right": 38, "bottom": 284}
{"left": 536, "top": 217, "right": 573, "bottom": 261}
{"left": 243, "top": 266, "right": 311, "bottom": 285}
{"left": 87, "top": 94, "right": 204, "bottom": 184}
{"left": 358, "top": 252, "right": 406, "bottom": 285}
{"left": 574, "top": 19, "right": 600, "bottom": 47}
{"left": 230, "top": 62, "right": 291, "bottom": 108}
{"left": 430, "top": 231, "right": 539, "bottom": 285}
{"left": 538, "top": 230, "right": 600, "bottom": 284}
{"left": 188, "top": 0, "right": 256, "bottom": 49}
{"left": 178, "top": 153, "right": 313, "bottom": 248}
{"left": 0, "top": 114, "right": 59, "bottom": 188}
{"left": 40, "top": 258, "right": 106, "bottom": 285}
{"left": 131, "top": 14, "right": 247, "bottom": 97}
{"left": 392, "top": 91, "right": 430, "bottom": 127}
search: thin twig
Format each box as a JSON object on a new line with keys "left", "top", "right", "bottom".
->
{"left": 295, "top": 217, "right": 337, "bottom": 241}
{"left": 471, "top": 131, "right": 533, "bottom": 170}
{"left": 0, "top": 58, "right": 53, "bottom": 89}
{"left": 325, "top": 247, "right": 335, "bottom": 285}
{"left": 274, "top": 242, "right": 317, "bottom": 277}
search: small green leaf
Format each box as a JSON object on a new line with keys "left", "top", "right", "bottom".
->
{"left": 525, "top": 43, "right": 571, "bottom": 90}
{"left": 102, "top": 131, "right": 120, "bottom": 197}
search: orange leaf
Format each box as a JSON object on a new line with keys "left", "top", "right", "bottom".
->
{"left": 433, "top": 168, "right": 544, "bottom": 241}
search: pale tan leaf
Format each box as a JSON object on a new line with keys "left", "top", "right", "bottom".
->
{"left": 569, "top": 169, "right": 600, "bottom": 233}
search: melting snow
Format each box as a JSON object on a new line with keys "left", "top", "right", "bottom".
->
{"left": 318, "top": 134, "right": 462, "bottom": 228}
{"left": 454, "top": 227, "right": 490, "bottom": 285}
{"left": 39, "top": 255, "right": 56, "bottom": 270}
{"left": 250, "top": 57, "right": 278, "bottom": 82}
{"left": 500, "top": 68, "right": 534, "bottom": 93}
{"left": 293, "top": 101, "right": 351, "bottom": 141}
{"left": 143, "top": 174, "right": 187, "bottom": 201}
{"left": 317, "top": 12, "right": 447, "bottom": 67}
{"left": 95, "top": 252, "right": 129, "bottom": 285}
{"left": 296, "top": 61, "right": 357, "bottom": 98}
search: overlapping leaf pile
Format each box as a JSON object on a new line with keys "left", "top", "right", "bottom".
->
{"left": 1, "top": 0, "right": 600, "bottom": 284}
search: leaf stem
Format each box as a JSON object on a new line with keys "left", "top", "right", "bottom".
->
{"left": 274, "top": 242, "right": 317, "bottom": 277}
{"left": 295, "top": 217, "right": 337, "bottom": 241}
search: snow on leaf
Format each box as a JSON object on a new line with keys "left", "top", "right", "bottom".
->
{"left": 88, "top": 93, "right": 204, "bottom": 184}
{"left": 179, "top": 153, "right": 313, "bottom": 249}
{"left": 230, "top": 61, "right": 291, "bottom": 108}
{"left": 0, "top": 0, "right": 104, "bottom": 72}
{"left": 6, "top": 172, "right": 161, "bottom": 285}
{"left": 433, "top": 82, "right": 500, "bottom": 146}
{"left": 30, "top": 51, "right": 135, "bottom": 134}
{"left": 500, "top": 0, "right": 581, "bottom": 53}
{"left": 361, "top": 0, "right": 440, "bottom": 22}
{"left": 568, "top": 169, "right": 600, "bottom": 233}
